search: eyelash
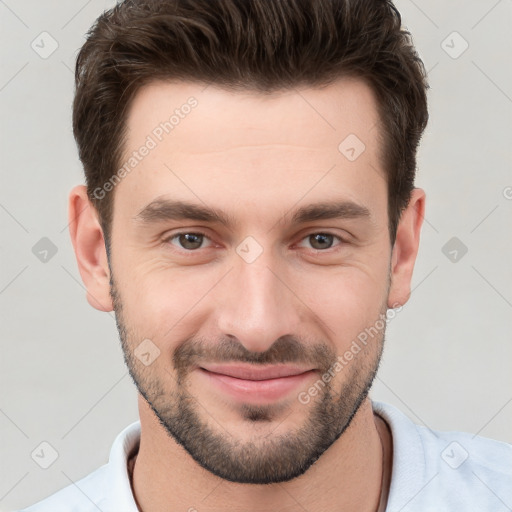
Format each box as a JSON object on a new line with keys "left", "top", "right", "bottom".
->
{"left": 162, "top": 231, "right": 347, "bottom": 253}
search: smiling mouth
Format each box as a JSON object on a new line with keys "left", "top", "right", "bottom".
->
{"left": 197, "top": 363, "right": 317, "bottom": 403}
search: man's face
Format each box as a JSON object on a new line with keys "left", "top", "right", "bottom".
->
{"left": 108, "top": 79, "right": 393, "bottom": 483}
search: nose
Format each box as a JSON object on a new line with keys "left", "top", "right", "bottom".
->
{"left": 215, "top": 249, "right": 303, "bottom": 354}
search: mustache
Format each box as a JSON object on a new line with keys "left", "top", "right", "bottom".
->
{"left": 173, "top": 335, "right": 336, "bottom": 374}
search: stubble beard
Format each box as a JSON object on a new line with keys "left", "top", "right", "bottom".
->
{"left": 110, "top": 275, "right": 386, "bottom": 484}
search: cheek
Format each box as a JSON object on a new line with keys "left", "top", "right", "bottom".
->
{"left": 115, "top": 238, "right": 390, "bottom": 352}
{"left": 116, "top": 263, "right": 222, "bottom": 344}
{"left": 298, "top": 264, "right": 389, "bottom": 345}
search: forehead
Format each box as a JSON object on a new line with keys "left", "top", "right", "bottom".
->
{"left": 124, "top": 77, "right": 381, "bottom": 152}
{"left": 115, "top": 78, "right": 386, "bottom": 224}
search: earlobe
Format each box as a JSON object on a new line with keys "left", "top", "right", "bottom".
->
{"left": 68, "top": 185, "right": 113, "bottom": 312}
{"left": 387, "top": 188, "right": 426, "bottom": 309}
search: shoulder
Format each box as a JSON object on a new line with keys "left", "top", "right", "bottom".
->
{"left": 415, "top": 424, "right": 512, "bottom": 510}
{"left": 372, "top": 400, "right": 512, "bottom": 512}
{"left": 17, "top": 421, "right": 141, "bottom": 512}
{"left": 17, "top": 465, "right": 111, "bottom": 512}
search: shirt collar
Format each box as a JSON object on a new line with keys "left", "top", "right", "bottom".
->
{"left": 103, "top": 420, "right": 141, "bottom": 511}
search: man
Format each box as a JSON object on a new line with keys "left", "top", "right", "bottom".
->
{"left": 21, "top": 0, "right": 511, "bottom": 511}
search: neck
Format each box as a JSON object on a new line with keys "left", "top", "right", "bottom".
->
{"left": 131, "top": 396, "right": 391, "bottom": 512}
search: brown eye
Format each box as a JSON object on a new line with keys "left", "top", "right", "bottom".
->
{"left": 308, "top": 233, "right": 335, "bottom": 250}
{"left": 297, "top": 232, "right": 344, "bottom": 251}
{"left": 169, "top": 232, "right": 209, "bottom": 250}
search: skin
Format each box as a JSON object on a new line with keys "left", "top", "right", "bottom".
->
{"left": 69, "top": 78, "right": 425, "bottom": 511}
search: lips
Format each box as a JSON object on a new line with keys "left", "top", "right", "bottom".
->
{"left": 199, "top": 363, "right": 313, "bottom": 381}
{"left": 197, "top": 363, "right": 316, "bottom": 403}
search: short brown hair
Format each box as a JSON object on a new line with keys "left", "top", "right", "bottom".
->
{"left": 73, "top": 0, "right": 428, "bottom": 248}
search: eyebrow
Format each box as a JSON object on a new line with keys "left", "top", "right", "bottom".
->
{"left": 133, "top": 198, "right": 371, "bottom": 228}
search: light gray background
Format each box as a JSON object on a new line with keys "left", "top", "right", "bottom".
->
{"left": 1, "top": 0, "right": 511, "bottom": 510}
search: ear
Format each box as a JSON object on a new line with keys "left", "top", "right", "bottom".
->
{"left": 387, "top": 188, "right": 426, "bottom": 308}
{"left": 68, "top": 185, "right": 113, "bottom": 312}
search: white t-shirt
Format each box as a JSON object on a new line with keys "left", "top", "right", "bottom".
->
{"left": 19, "top": 401, "right": 512, "bottom": 512}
